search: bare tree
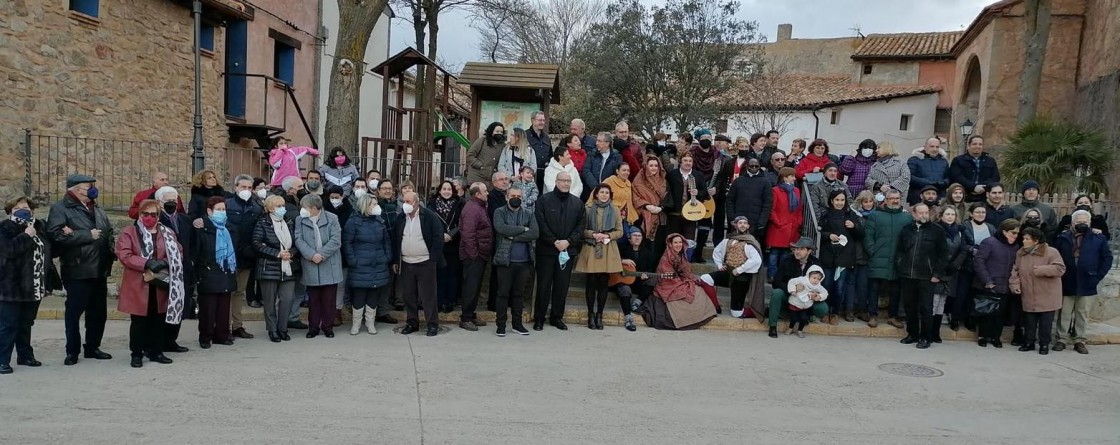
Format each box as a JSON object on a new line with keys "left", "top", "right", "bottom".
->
{"left": 1018, "top": 0, "right": 1051, "bottom": 127}
{"left": 731, "top": 59, "right": 798, "bottom": 136}
{"left": 471, "top": 0, "right": 606, "bottom": 69}
{"left": 325, "top": 0, "right": 392, "bottom": 154}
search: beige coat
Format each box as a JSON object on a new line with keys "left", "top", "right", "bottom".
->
{"left": 1009, "top": 243, "right": 1066, "bottom": 313}
{"left": 575, "top": 203, "right": 623, "bottom": 274}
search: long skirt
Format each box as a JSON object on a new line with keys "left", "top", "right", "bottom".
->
{"left": 640, "top": 288, "right": 717, "bottom": 330}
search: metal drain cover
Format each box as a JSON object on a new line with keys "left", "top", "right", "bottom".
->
{"left": 878, "top": 363, "right": 944, "bottom": 378}
{"left": 392, "top": 324, "right": 452, "bottom": 335}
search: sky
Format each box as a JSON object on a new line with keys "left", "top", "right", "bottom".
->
{"left": 388, "top": 0, "right": 995, "bottom": 71}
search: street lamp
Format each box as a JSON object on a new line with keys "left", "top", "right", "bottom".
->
{"left": 191, "top": 0, "right": 206, "bottom": 174}
{"left": 958, "top": 118, "right": 974, "bottom": 156}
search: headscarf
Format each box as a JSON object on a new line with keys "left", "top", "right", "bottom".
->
{"left": 654, "top": 233, "right": 697, "bottom": 303}
{"left": 599, "top": 175, "right": 638, "bottom": 224}
{"left": 778, "top": 182, "right": 800, "bottom": 212}
{"left": 632, "top": 155, "right": 668, "bottom": 239}
{"left": 212, "top": 214, "right": 237, "bottom": 273}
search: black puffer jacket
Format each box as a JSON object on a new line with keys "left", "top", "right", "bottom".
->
{"left": 46, "top": 193, "right": 115, "bottom": 280}
{"left": 0, "top": 219, "right": 61, "bottom": 302}
{"left": 895, "top": 221, "right": 949, "bottom": 281}
{"left": 225, "top": 195, "right": 263, "bottom": 267}
{"left": 253, "top": 214, "right": 301, "bottom": 282}
{"left": 188, "top": 185, "right": 229, "bottom": 219}
{"left": 818, "top": 207, "right": 863, "bottom": 269}
{"left": 193, "top": 218, "right": 239, "bottom": 294}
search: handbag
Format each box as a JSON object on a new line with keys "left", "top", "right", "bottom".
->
{"left": 972, "top": 290, "right": 1002, "bottom": 316}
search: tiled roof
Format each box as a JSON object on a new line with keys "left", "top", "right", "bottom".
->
{"left": 721, "top": 75, "right": 941, "bottom": 110}
{"left": 852, "top": 31, "right": 964, "bottom": 60}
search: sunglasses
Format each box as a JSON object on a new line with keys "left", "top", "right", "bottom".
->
{"left": 140, "top": 211, "right": 159, "bottom": 217}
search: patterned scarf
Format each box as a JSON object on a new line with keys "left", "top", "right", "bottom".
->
{"left": 12, "top": 216, "right": 46, "bottom": 301}
{"left": 135, "top": 221, "right": 187, "bottom": 324}
{"left": 212, "top": 217, "right": 238, "bottom": 273}
{"left": 433, "top": 196, "right": 456, "bottom": 221}
{"left": 585, "top": 200, "right": 618, "bottom": 259}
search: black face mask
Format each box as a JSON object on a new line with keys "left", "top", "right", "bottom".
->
{"left": 1025, "top": 217, "right": 1041, "bottom": 227}
{"left": 698, "top": 139, "right": 713, "bottom": 149}
{"left": 1075, "top": 223, "right": 1090, "bottom": 233}
{"left": 1076, "top": 205, "right": 1092, "bottom": 213}
{"left": 508, "top": 198, "right": 522, "bottom": 209}
{"left": 163, "top": 201, "right": 177, "bottom": 214}
{"left": 492, "top": 133, "right": 506, "bottom": 144}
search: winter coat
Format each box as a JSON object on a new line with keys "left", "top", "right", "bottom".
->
{"left": 818, "top": 208, "right": 863, "bottom": 269}
{"left": 795, "top": 153, "right": 831, "bottom": 181}
{"left": 621, "top": 139, "right": 645, "bottom": 177}
{"left": 115, "top": 225, "right": 178, "bottom": 316}
{"left": 589, "top": 175, "right": 639, "bottom": 224}
{"left": 459, "top": 197, "right": 493, "bottom": 261}
{"left": 765, "top": 185, "right": 803, "bottom": 249}
{"left": 512, "top": 179, "right": 539, "bottom": 213}
{"left": 982, "top": 202, "right": 1018, "bottom": 227}
{"left": 268, "top": 146, "right": 319, "bottom": 186}
{"left": 294, "top": 212, "right": 344, "bottom": 287}
{"left": 193, "top": 218, "right": 239, "bottom": 294}
{"left": 863, "top": 206, "right": 913, "bottom": 280}
{"left": 569, "top": 148, "right": 588, "bottom": 173}
{"left": 973, "top": 233, "right": 1019, "bottom": 293}
{"left": 492, "top": 205, "right": 539, "bottom": 266}
{"left": 160, "top": 212, "right": 196, "bottom": 284}
{"left": 342, "top": 212, "right": 393, "bottom": 289}
{"left": 582, "top": 149, "right": 624, "bottom": 190}
{"left": 534, "top": 191, "right": 586, "bottom": 258}
{"left": 840, "top": 153, "right": 877, "bottom": 195}
{"left": 895, "top": 221, "right": 949, "bottom": 281}
{"left": 318, "top": 163, "right": 361, "bottom": 196}
{"left": 1010, "top": 244, "right": 1066, "bottom": 312}
{"left": 810, "top": 179, "right": 851, "bottom": 220}
{"left": 46, "top": 193, "right": 116, "bottom": 280}
{"left": 1053, "top": 230, "right": 1114, "bottom": 297}
{"left": 906, "top": 148, "right": 950, "bottom": 204}
{"left": 1011, "top": 199, "right": 1058, "bottom": 238}
{"left": 1055, "top": 213, "right": 1110, "bottom": 242}
{"left": 960, "top": 220, "right": 995, "bottom": 273}
{"left": 543, "top": 159, "right": 584, "bottom": 198}
{"left": 465, "top": 136, "right": 506, "bottom": 186}
{"left": 391, "top": 206, "right": 447, "bottom": 268}
{"left": 0, "top": 219, "right": 61, "bottom": 302}
{"left": 725, "top": 171, "right": 773, "bottom": 232}
{"left": 942, "top": 223, "right": 969, "bottom": 294}
{"left": 323, "top": 198, "right": 354, "bottom": 234}
{"left": 575, "top": 203, "right": 624, "bottom": 274}
{"left": 252, "top": 215, "right": 301, "bottom": 282}
{"left": 526, "top": 128, "right": 552, "bottom": 174}
{"left": 188, "top": 185, "right": 229, "bottom": 219}
{"left": 773, "top": 254, "right": 823, "bottom": 291}
{"left": 225, "top": 195, "right": 263, "bottom": 268}
{"left": 949, "top": 153, "right": 1001, "bottom": 201}
{"left": 496, "top": 145, "right": 538, "bottom": 179}
{"left": 710, "top": 154, "right": 748, "bottom": 199}
{"left": 664, "top": 169, "right": 711, "bottom": 214}
{"left": 865, "top": 156, "right": 911, "bottom": 198}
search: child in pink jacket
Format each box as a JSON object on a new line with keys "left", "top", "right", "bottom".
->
{"left": 268, "top": 137, "right": 319, "bottom": 186}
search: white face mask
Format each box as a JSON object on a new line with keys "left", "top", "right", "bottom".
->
{"left": 352, "top": 188, "right": 367, "bottom": 198}
{"left": 860, "top": 148, "right": 874, "bottom": 158}
{"left": 330, "top": 198, "right": 343, "bottom": 208}
{"left": 255, "top": 189, "right": 268, "bottom": 199}
{"left": 370, "top": 204, "right": 382, "bottom": 216}
{"left": 401, "top": 203, "right": 415, "bottom": 215}
{"left": 237, "top": 190, "right": 253, "bottom": 201}
{"left": 299, "top": 208, "right": 311, "bottom": 218}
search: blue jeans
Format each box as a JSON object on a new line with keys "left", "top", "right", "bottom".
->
{"left": 823, "top": 268, "right": 851, "bottom": 314}
{"left": 867, "top": 278, "right": 901, "bottom": 317}
{"left": 848, "top": 266, "right": 870, "bottom": 314}
{"left": 767, "top": 248, "right": 789, "bottom": 279}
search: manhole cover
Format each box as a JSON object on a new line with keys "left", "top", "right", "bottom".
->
{"left": 392, "top": 324, "right": 452, "bottom": 335}
{"left": 878, "top": 363, "right": 944, "bottom": 378}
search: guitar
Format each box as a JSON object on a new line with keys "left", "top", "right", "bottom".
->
{"left": 608, "top": 262, "right": 676, "bottom": 286}
{"left": 682, "top": 175, "right": 707, "bottom": 222}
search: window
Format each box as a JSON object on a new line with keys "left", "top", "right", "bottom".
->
{"left": 715, "top": 119, "right": 729, "bottom": 134}
{"left": 273, "top": 41, "right": 296, "bottom": 85}
{"left": 69, "top": 0, "right": 99, "bottom": 17}
{"left": 200, "top": 23, "right": 216, "bottom": 52}
{"left": 899, "top": 114, "right": 912, "bottom": 131}
{"left": 934, "top": 108, "right": 952, "bottom": 133}
{"left": 830, "top": 109, "right": 841, "bottom": 125}
{"left": 863, "top": 64, "right": 873, "bottom": 75}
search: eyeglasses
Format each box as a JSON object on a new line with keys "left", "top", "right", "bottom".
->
{"left": 140, "top": 212, "right": 159, "bottom": 217}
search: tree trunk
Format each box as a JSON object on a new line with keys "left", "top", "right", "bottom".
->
{"left": 324, "top": 0, "right": 390, "bottom": 156}
{"left": 1018, "top": 0, "right": 1051, "bottom": 127}
{"left": 411, "top": 5, "right": 428, "bottom": 144}
{"left": 423, "top": 5, "right": 440, "bottom": 150}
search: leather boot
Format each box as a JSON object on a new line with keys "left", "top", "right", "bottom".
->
{"left": 1011, "top": 326, "right": 1025, "bottom": 346}
{"left": 587, "top": 310, "right": 596, "bottom": 330}
{"left": 593, "top": 312, "right": 604, "bottom": 330}
{"left": 364, "top": 306, "right": 377, "bottom": 335}
{"left": 930, "top": 315, "right": 943, "bottom": 343}
{"left": 350, "top": 307, "right": 364, "bottom": 335}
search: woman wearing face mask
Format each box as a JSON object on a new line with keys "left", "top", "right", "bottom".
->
{"left": 1019, "top": 208, "right": 1047, "bottom": 236}
{"left": 973, "top": 218, "right": 1021, "bottom": 348}
{"left": 254, "top": 196, "right": 300, "bottom": 342}
{"left": 428, "top": 181, "right": 463, "bottom": 313}
{"left": 115, "top": 199, "right": 186, "bottom": 368}
{"left": 319, "top": 147, "right": 362, "bottom": 197}
{"left": 1009, "top": 227, "right": 1066, "bottom": 355}
{"left": 544, "top": 146, "right": 584, "bottom": 197}
{"left": 864, "top": 141, "right": 911, "bottom": 201}
{"left": 193, "top": 197, "right": 239, "bottom": 348}
{"left": 294, "top": 194, "right": 344, "bottom": 338}
{"left": 497, "top": 127, "right": 537, "bottom": 179}
{"left": 0, "top": 197, "right": 61, "bottom": 375}
{"left": 188, "top": 170, "right": 229, "bottom": 219}
{"left": 1054, "top": 195, "right": 1110, "bottom": 241}
{"left": 342, "top": 193, "right": 393, "bottom": 335}
{"left": 576, "top": 184, "right": 625, "bottom": 330}
{"left": 465, "top": 122, "right": 507, "bottom": 186}
{"left": 840, "top": 139, "right": 878, "bottom": 195}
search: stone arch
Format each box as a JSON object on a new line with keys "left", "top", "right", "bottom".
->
{"left": 961, "top": 55, "right": 982, "bottom": 108}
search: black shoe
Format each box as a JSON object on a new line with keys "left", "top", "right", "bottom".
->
{"left": 279, "top": 331, "right": 291, "bottom": 341}
{"left": 949, "top": 319, "right": 960, "bottom": 331}
{"left": 426, "top": 324, "right": 439, "bottom": 337}
{"left": 511, "top": 322, "right": 530, "bottom": 336}
{"left": 248, "top": 300, "right": 263, "bottom": 308}
{"left": 768, "top": 326, "right": 778, "bottom": 338}
{"left": 550, "top": 319, "right": 568, "bottom": 331}
{"left": 130, "top": 357, "right": 143, "bottom": 368}
{"left": 288, "top": 321, "right": 309, "bottom": 330}
{"left": 0, "top": 364, "right": 12, "bottom": 374}
{"left": 978, "top": 338, "right": 988, "bottom": 347}
{"left": 324, "top": 329, "right": 335, "bottom": 338}
{"left": 269, "top": 332, "right": 281, "bottom": 343}
{"left": 496, "top": 325, "right": 507, "bottom": 337}
{"left": 1011, "top": 331, "right": 1024, "bottom": 347}
{"left": 147, "top": 354, "right": 173, "bottom": 364}
{"left": 587, "top": 313, "right": 596, "bottom": 330}
{"left": 306, "top": 329, "right": 319, "bottom": 338}
{"left": 1039, "top": 345, "right": 1050, "bottom": 355}
{"left": 1018, "top": 343, "right": 1036, "bottom": 352}
{"left": 64, "top": 355, "right": 78, "bottom": 365}
{"left": 992, "top": 339, "right": 1003, "bottom": 348}
{"left": 459, "top": 321, "right": 479, "bottom": 332}
{"left": 439, "top": 305, "right": 454, "bottom": 314}
{"left": 164, "top": 344, "right": 189, "bottom": 353}
{"left": 232, "top": 328, "right": 255, "bottom": 339}
{"left": 595, "top": 313, "right": 604, "bottom": 330}
{"left": 199, "top": 341, "right": 212, "bottom": 349}
{"left": 532, "top": 320, "right": 544, "bottom": 331}
{"left": 376, "top": 315, "right": 399, "bottom": 324}
{"left": 216, "top": 339, "right": 234, "bottom": 346}
{"left": 472, "top": 319, "right": 487, "bottom": 327}
{"left": 16, "top": 357, "right": 42, "bottom": 367}
{"left": 916, "top": 339, "right": 930, "bottom": 349}
{"left": 84, "top": 349, "right": 112, "bottom": 360}
{"left": 400, "top": 323, "right": 420, "bottom": 335}
{"left": 899, "top": 336, "right": 918, "bottom": 345}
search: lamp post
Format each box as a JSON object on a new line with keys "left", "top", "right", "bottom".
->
{"left": 958, "top": 118, "right": 974, "bottom": 157}
{"left": 191, "top": 0, "right": 206, "bottom": 174}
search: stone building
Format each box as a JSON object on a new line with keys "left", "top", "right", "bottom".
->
{"left": 1, "top": 0, "right": 324, "bottom": 208}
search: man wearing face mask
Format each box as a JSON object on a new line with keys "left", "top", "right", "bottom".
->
{"left": 726, "top": 158, "right": 773, "bottom": 240}
{"left": 533, "top": 171, "right": 586, "bottom": 331}
{"left": 895, "top": 203, "right": 949, "bottom": 349}
{"left": 128, "top": 172, "right": 185, "bottom": 220}
{"left": 391, "top": 191, "right": 446, "bottom": 337}
{"left": 485, "top": 172, "right": 512, "bottom": 312}
{"left": 1011, "top": 180, "right": 1058, "bottom": 238}
{"left": 1052, "top": 210, "right": 1114, "bottom": 354}
{"left": 348, "top": 178, "right": 369, "bottom": 208}
{"left": 492, "top": 186, "right": 538, "bottom": 336}
{"left": 47, "top": 174, "right": 116, "bottom": 366}
{"left": 304, "top": 170, "right": 324, "bottom": 197}
{"left": 277, "top": 177, "right": 304, "bottom": 224}
{"left": 154, "top": 186, "right": 196, "bottom": 348}
{"left": 226, "top": 175, "right": 263, "bottom": 337}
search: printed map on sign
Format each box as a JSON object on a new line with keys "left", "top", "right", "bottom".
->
{"left": 478, "top": 101, "right": 540, "bottom": 135}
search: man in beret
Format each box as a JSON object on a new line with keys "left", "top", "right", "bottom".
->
{"left": 47, "top": 174, "right": 116, "bottom": 366}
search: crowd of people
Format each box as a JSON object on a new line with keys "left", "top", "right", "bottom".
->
{"left": 0, "top": 114, "right": 1115, "bottom": 374}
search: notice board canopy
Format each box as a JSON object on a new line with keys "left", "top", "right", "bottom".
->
{"left": 457, "top": 62, "right": 560, "bottom": 140}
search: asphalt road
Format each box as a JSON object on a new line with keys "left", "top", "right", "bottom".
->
{"left": 2, "top": 320, "right": 1119, "bottom": 444}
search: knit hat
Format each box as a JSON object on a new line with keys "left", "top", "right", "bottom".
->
{"left": 1021, "top": 180, "right": 1041, "bottom": 193}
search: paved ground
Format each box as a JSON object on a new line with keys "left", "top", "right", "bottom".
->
{"left": 3, "top": 320, "right": 1120, "bottom": 444}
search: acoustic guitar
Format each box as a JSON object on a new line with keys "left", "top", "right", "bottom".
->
{"left": 682, "top": 175, "right": 707, "bottom": 222}
{"left": 608, "top": 262, "right": 676, "bottom": 287}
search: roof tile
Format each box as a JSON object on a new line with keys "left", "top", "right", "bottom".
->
{"left": 852, "top": 31, "right": 963, "bottom": 60}
{"left": 721, "top": 75, "right": 941, "bottom": 110}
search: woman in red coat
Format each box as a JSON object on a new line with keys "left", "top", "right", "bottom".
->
{"left": 794, "top": 138, "right": 833, "bottom": 181}
{"left": 116, "top": 199, "right": 187, "bottom": 368}
{"left": 766, "top": 167, "right": 804, "bottom": 277}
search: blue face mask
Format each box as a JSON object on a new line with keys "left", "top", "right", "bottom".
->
{"left": 273, "top": 207, "right": 287, "bottom": 218}
{"left": 558, "top": 251, "right": 571, "bottom": 269}
{"left": 13, "top": 209, "right": 32, "bottom": 220}
{"left": 210, "top": 210, "right": 228, "bottom": 225}
{"left": 86, "top": 186, "right": 100, "bottom": 200}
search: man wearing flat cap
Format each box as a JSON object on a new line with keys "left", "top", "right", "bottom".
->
{"left": 47, "top": 174, "right": 116, "bottom": 366}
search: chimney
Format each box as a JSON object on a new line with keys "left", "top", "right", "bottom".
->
{"left": 777, "top": 24, "right": 792, "bottom": 42}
